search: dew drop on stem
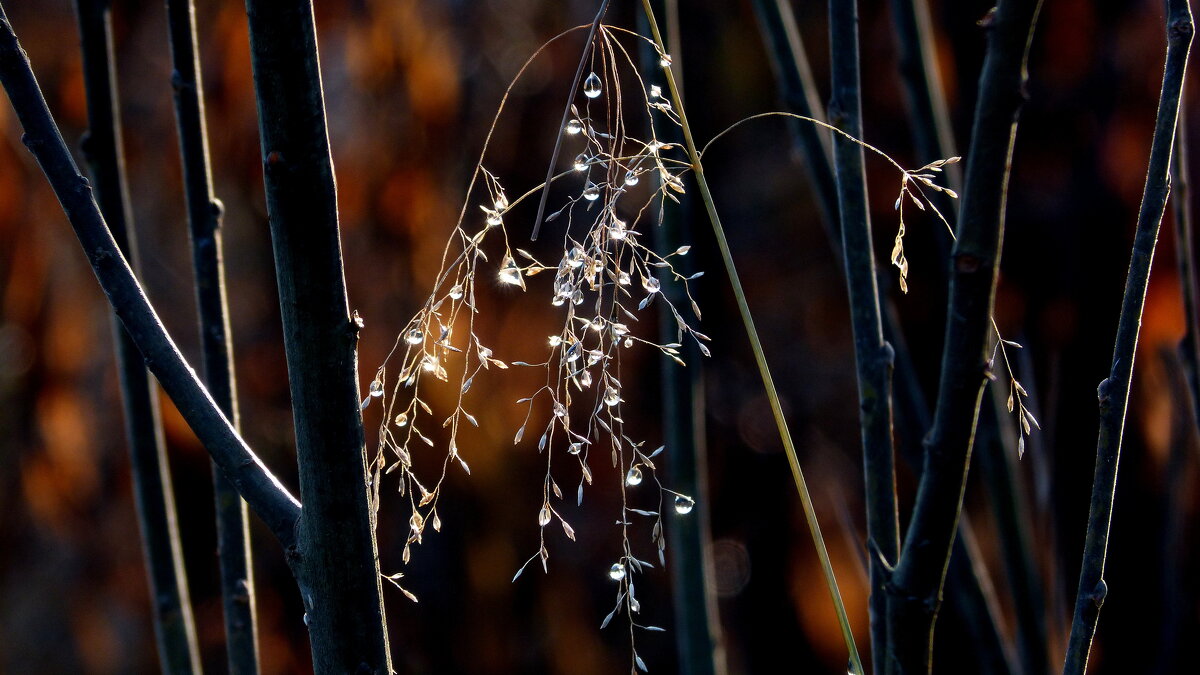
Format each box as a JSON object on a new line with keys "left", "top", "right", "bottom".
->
{"left": 565, "top": 118, "right": 583, "bottom": 135}
{"left": 624, "top": 170, "right": 639, "bottom": 186}
{"left": 405, "top": 328, "right": 423, "bottom": 345}
{"left": 583, "top": 182, "right": 600, "bottom": 201}
{"left": 625, "top": 465, "right": 643, "bottom": 486}
{"left": 583, "top": 72, "right": 602, "bottom": 99}
{"left": 608, "top": 562, "right": 626, "bottom": 581}
{"left": 674, "top": 495, "right": 695, "bottom": 515}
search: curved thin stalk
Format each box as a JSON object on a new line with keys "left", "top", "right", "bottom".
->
{"left": 72, "top": 1, "right": 200, "bottom": 671}
{"left": 828, "top": 2, "right": 900, "bottom": 672}
{"left": 1063, "top": 1, "right": 1194, "bottom": 672}
{"left": 640, "top": 2, "right": 865, "bottom": 672}
{"left": 885, "top": 0, "right": 1043, "bottom": 672}
{"left": 163, "top": 0, "right": 260, "bottom": 671}
{"left": 0, "top": 0, "right": 301, "bottom": 552}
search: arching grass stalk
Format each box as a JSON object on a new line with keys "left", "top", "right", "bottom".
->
{"left": 639, "top": 2, "right": 864, "bottom": 672}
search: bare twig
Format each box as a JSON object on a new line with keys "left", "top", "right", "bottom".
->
{"left": 828, "top": 3, "right": 900, "bottom": 672}
{"left": 72, "top": 1, "right": 200, "bottom": 671}
{"left": 163, "top": 0, "right": 260, "bottom": 671}
{"left": 1063, "top": 1, "right": 1194, "bottom": 672}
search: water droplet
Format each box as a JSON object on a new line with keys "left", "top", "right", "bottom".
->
{"left": 590, "top": 316, "right": 605, "bottom": 332}
{"left": 565, "top": 118, "right": 583, "bottom": 135}
{"left": 642, "top": 276, "right": 661, "bottom": 293}
{"left": 405, "top": 328, "right": 424, "bottom": 345}
{"left": 538, "top": 505, "right": 552, "bottom": 526}
{"left": 369, "top": 379, "right": 384, "bottom": 397}
{"left": 611, "top": 323, "right": 629, "bottom": 337}
{"left": 421, "top": 355, "right": 438, "bottom": 372}
{"left": 568, "top": 442, "right": 583, "bottom": 455}
{"left": 659, "top": 53, "right": 673, "bottom": 68}
{"left": 609, "top": 221, "right": 627, "bottom": 241}
{"left": 495, "top": 193, "right": 509, "bottom": 210}
{"left": 647, "top": 140, "right": 664, "bottom": 154}
{"left": 551, "top": 296, "right": 566, "bottom": 307}
{"left": 567, "top": 246, "right": 586, "bottom": 268}
{"left": 630, "top": 596, "right": 641, "bottom": 613}
{"left": 649, "top": 85, "right": 662, "bottom": 99}
{"left": 548, "top": 335, "right": 562, "bottom": 347}
{"left": 449, "top": 284, "right": 463, "bottom": 300}
{"left": 624, "top": 170, "right": 639, "bottom": 186}
{"left": 571, "top": 290, "right": 584, "bottom": 305}
{"left": 486, "top": 210, "right": 502, "bottom": 227}
{"left": 623, "top": 337, "right": 634, "bottom": 348}
{"left": 565, "top": 342, "right": 581, "bottom": 362}
{"left": 583, "top": 72, "right": 602, "bottom": 99}
{"left": 499, "top": 257, "right": 522, "bottom": 285}
{"left": 574, "top": 153, "right": 589, "bottom": 172}
{"left": 583, "top": 183, "right": 600, "bottom": 201}
{"left": 674, "top": 495, "right": 695, "bottom": 515}
{"left": 478, "top": 346, "right": 492, "bottom": 360}
{"left": 587, "top": 349, "right": 603, "bottom": 366}
{"left": 553, "top": 402, "right": 567, "bottom": 418}
{"left": 394, "top": 412, "right": 408, "bottom": 427}
{"left": 579, "top": 370, "right": 593, "bottom": 387}
{"left": 609, "top": 562, "right": 626, "bottom": 581}
{"left": 604, "top": 387, "right": 621, "bottom": 407}
{"left": 625, "top": 465, "right": 643, "bottom": 486}
{"left": 618, "top": 271, "right": 631, "bottom": 285}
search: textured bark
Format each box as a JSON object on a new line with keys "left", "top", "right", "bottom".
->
{"left": 242, "top": 1, "right": 391, "bottom": 672}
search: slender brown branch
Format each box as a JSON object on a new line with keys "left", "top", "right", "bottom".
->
{"left": 885, "top": 1, "right": 1043, "bottom": 672}
{"left": 0, "top": 0, "right": 301, "bottom": 551}
{"left": 72, "top": 1, "right": 200, "bottom": 670}
{"left": 1063, "top": 1, "right": 1194, "bottom": 672}
{"left": 163, "top": 0, "right": 260, "bottom": 671}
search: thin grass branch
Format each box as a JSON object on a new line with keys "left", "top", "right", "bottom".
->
{"left": 1063, "top": 1, "right": 1194, "bottom": 672}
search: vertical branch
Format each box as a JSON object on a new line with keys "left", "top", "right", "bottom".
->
{"left": 1063, "top": 1, "right": 1194, "bottom": 673}
{"left": 639, "top": 3, "right": 725, "bottom": 673}
{"left": 886, "top": 0, "right": 1042, "bottom": 672}
{"left": 1172, "top": 101, "right": 1200, "bottom": 428}
{"left": 827, "top": 2, "right": 899, "bottom": 672}
{"left": 164, "top": 0, "right": 259, "bottom": 672}
{"left": 242, "top": 1, "right": 391, "bottom": 672}
{"left": 0, "top": 4, "right": 301, "bottom": 547}
{"left": 71, "top": 2, "right": 201, "bottom": 671}
{"left": 752, "top": 4, "right": 1011, "bottom": 672}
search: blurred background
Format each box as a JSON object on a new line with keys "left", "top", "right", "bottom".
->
{"left": 1, "top": 0, "right": 1198, "bottom": 672}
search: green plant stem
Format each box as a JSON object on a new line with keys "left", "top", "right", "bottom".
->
{"left": 72, "top": 2, "right": 201, "bottom": 671}
{"left": 885, "top": 0, "right": 1042, "bottom": 672}
{"left": 243, "top": 1, "right": 391, "bottom": 672}
{"left": 0, "top": 0, "right": 300, "bottom": 559}
{"left": 639, "top": 2, "right": 864, "bottom": 672}
{"left": 639, "top": 3, "right": 725, "bottom": 673}
{"left": 163, "top": 0, "right": 259, "bottom": 671}
{"left": 828, "top": 2, "right": 900, "bottom": 673}
{"left": 1063, "top": 1, "right": 1194, "bottom": 673}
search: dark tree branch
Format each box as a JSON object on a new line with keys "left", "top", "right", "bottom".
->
{"left": 72, "top": 1, "right": 200, "bottom": 671}
{"left": 1172, "top": 101, "right": 1200, "bottom": 432}
{"left": 886, "top": 1, "right": 1042, "bottom": 672}
{"left": 242, "top": 1, "right": 390, "bottom": 672}
{"left": 163, "top": 0, "right": 260, "bottom": 671}
{"left": 828, "top": 2, "right": 900, "bottom": 672}
{"left": 1063, "top": 1, "right": 1194, "bottom": 673}
{"left": 0, "top": 1, "right": 301, "bottom": 550}
{"left": 752, "top": 4, "right": 1012, "bottom": 672}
